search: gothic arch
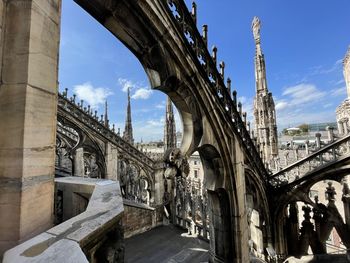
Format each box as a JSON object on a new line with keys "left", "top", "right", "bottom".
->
{"left": 245, "top": 167, "right": 273, "bottom": 254}
{"left": 197, "top": 144, "right": 238, "bottom": 262}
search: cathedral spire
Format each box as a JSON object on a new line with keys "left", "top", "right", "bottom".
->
{"left": 104, "top": 100, "right": 109, "bottom": 127}
{"left": 344, "top": 46, "right": 350, "bottom": 99}
{"left": 252, "top": 16, "right": 278, "bottom": 167}
{"left": 164, "top": 96, "right": 177, "bottom": 151}
{"left": 252, "top": 16, "right": 268, "bottom": 94}
{"left": 123, "top": 88, "right": 134, "bottom": 145}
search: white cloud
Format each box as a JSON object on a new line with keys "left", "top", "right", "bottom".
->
{"left": 118, "top": 78, "right": 134, "bottom": 92}
{"left": 309, "top": 59, "right": 342, "bottom": 75}
{"left": 73, "top": 82, "right": 112, "bottom": 109}
{"left": 282, "top": 83, "right": 326, "bottom": 105}
{"left": 118, "top": 77, "right": 153, "bottom": 100}
{"left": 275, "top": 100, "right": 288, "bottom": 111}
{"left": 146, "top": 118, "right": 165, "bottom": 127}
{"left": 131, "top": 88, "right": 153, "bottom": 100}
{"left": 330, "top": 87, "right": 347, "bottom": 97}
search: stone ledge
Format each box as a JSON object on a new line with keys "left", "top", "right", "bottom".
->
{"left": 123, "top": 198, "right": 156, "bottom": 211}
{"left": 3, "top": 177, "right": 124, "bottom": 263}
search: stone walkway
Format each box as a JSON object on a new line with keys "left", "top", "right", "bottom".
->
{"left": 125, "top": 225, "right": 209, "bottom": 263}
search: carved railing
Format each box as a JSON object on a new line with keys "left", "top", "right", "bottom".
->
{"left": 57, "top": 92, "right": 155, "bottom": 169}
{"left": 166, "top": 0, "right": 268, "bottom": 180}
{"left": 269, "top": 134, "right": 350, "bottom": 188}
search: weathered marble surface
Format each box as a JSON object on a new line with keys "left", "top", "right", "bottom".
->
{"left": 3, "top": 177, "right": 124, "bottom": 263}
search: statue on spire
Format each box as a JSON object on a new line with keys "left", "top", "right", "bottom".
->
{"left": 164, "top": 96, "right": 177, "bottom": 152}
{"left": 252, "top": 16, "right": 261, "bottom": 42}
{"left": 123, "top": 87, "right": 134, "bottom": 145}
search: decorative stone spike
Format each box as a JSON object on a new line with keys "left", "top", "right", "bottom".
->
{"left": 94, "top": 110, "right": 97, "bottom": 118}
{"left": 247, "top": 121, "right": 251, "bottom": 133}
{"left": 100, "top": 114, "right": 104, "bottom": 122}
{"left": 117, "top": 128, "right": 120, "bottom": 136}
{"left": 232, "top": 90, "right": 237, "bottom": 108}
{"left": 87, "top": 105, "right": 90, "bottom": 113}
{"left": 202, "top": 25, "right": 208, "bottom": 47}
{"left": 72, "top": 94, "right": 76, "bottom": 103}
{"left": 315, "top": 133, "right": 321, "bottom": 149}
{"left": 238, "top": 102, "right": 242, "bottom": 117}
{"left": 219, "top": 61, "right": 225, "bottom": 80}
{"left": 64, "top": 88, "right": 68, "bottom": 97}
{"left": 302, "top": 205, "right": 312, "bottom": 222}
{"left": 304, "top": 140, "right": 309, "bottom": 155}
{"left": 243, "top": 112, "right": 247, "bottom": 125}
{"left": 191, "top": 2, "right": 197, "bottom": 25}
{"left": 80, "top": 100, "right": 84, "bottom": 108}
{"left": 83, "top": 107, "right": 87, "bottom": 112}
{"left": 227, "top": 78, "right": 231, "bottom": 97}
{"left": 342, "top": 183, "right": 350, "bottom": 226}
{"left": 326, "top": 181, "right": 336, "bottom": 203}
{"left": 212, "top": 46, "right": 217, "bottom": 66}
{"left": 326, "top": 126, "right": 335, "bottom": 143}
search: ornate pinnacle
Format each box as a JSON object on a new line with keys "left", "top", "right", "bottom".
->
{"left": 344, "top": 45, "right": 350, "bottom": 66}
{"left": 252, "top": 16, "right": 261, "bottom": 43}
{"left": 227, "top": 78, "right": 231, "bottom": 96}
{"left": 220, "top": 61, "right": 225, "bottom": 80}
{"left": 232, "top": 90, "right": 237, "bottom": 108}
{"left": 202, "top": 25, "right": 208, "bottom": 47}
{"left": 326, "top": 181, "right": 336, "bottom": 203}
{"left": 243, "top": 112, "right": 247, "bottom": 124}
{"left": 191, "top": 2, "right": 197, "bottom": 25}
{"left": 238, "top": 101, "right": 242, "bottom": 116}
{"left": 212, "top": 46, "right": 217, "bottom": 66}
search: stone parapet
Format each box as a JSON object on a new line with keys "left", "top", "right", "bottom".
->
{"left": 3, "top": 177, "right": 124, "bottom": 262}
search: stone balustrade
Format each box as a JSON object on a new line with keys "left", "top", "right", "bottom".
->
{"left": 3, "top": 177, "right": 124, "bottom": 262}
{"left": 269, "top": 134, "right": 350, "bottom": 189}
{"left": 57, "top": 92, "right": 155, "bottom": 170}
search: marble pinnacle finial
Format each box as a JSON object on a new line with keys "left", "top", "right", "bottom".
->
{"left": 344, "top": 45, "right": 350, "bottom": 65}
{"left": 252, "top": 16, "right": 261, "bottom": 42}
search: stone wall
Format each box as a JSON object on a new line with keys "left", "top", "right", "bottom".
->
{"left": 123, "top": 200, "right": 163, "bottom": 238}
{"left": 0, "top": 1, "right": 61, "bottom": 257}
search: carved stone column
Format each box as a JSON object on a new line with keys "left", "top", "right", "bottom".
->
{"left": 342, "top": 183, "right": 350, "bottom": 227}
{"left": 105, "top": 142, "right": 118, "bottom": 180}
{"left": 74, "top": 148, "right": 84, "bottom": 177}
{"left": 0, "top": 0, "right": 61, "bottom": 256}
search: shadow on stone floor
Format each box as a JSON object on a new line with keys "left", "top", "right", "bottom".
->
{"left": 125, "top": 225, "right": 209, "bottom": 263}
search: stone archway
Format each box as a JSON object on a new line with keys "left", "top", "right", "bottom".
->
{"left": 197, "top": 144, "right": 238, "bottom": 262}
{"left": 208, "top": 188, "right": 234, "bottom": 263}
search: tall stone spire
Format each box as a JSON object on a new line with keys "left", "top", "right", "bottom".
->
{"left": 252, "top": 16, "right": 278, "bottom": 167}
{"left": 123, "top": 88, "right": 134, "bottom": 145}
{"left": 336, "top": 46, "right": 350, "bottom": 135}
{"left": 104, "top": 100, "right": 109, "bottom": 127}
{"left": 344, "top": 46, "right": 350, "bottom": 98}
{"left": 164, "top": 96, "right": 177, "bottom": 151}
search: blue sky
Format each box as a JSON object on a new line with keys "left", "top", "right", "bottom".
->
{"left": 59, "top": 1, "right": 350, "bottom": 142}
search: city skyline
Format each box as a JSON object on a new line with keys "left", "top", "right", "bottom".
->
{"left": 59, "top": 1, "right": 350, "bottom": 142}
